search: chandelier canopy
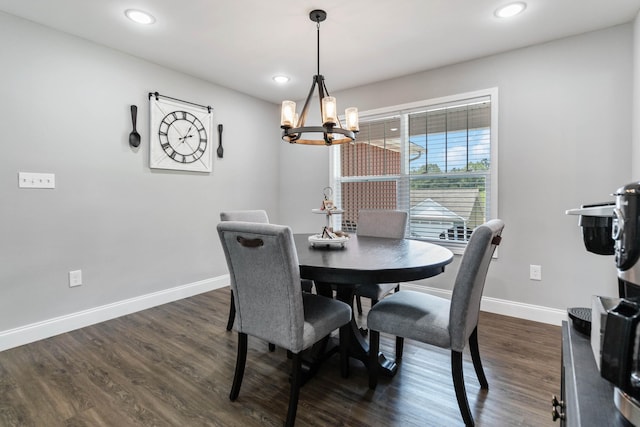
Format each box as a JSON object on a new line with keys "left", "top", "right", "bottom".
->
{"left": 280, "top": 10, "right": 359, "bottom": 146}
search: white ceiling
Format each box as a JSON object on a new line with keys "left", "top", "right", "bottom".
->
{"left": 1, "top": 0, "right": 639, "bottom": 104}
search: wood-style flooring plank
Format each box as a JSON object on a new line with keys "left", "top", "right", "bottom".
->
{"left": 0, "top": 288, "right": 561, "bottom": 426}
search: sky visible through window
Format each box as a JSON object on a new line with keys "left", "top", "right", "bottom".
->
{"left": 409, "top": 128, "right": 490, "bottom": 174}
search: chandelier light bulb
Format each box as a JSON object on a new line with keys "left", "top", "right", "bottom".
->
{"left": 345, "top": 107, "right": 359, "bottom": 132}
{"left": 281, "top": 100, "right": 296, "bottom": 128}
{"left": 322, "top": 97, "right": 338, "bottom": 126}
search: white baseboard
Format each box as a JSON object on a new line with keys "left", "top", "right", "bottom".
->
{"left": 402, "top": 283, "right": 567, "bottom": 326}
{"left": 0, "top": 275, "right": 230, "bottom": 352}
{"left": 1, "top": 277, "right": 566, "bottom": 353}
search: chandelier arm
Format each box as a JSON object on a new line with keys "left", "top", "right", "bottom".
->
{"left": 297, "top": 76, "right": 319, "bottom": 128}
{"left": 317, "top": 75, "right": 326, "bottom": 117}
{"left": 314, "top": 12, "right": 324, "bottom": 122}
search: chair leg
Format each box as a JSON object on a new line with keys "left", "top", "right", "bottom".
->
{"left": 268, "top": 343, "right": 276, "bottom": 352}
{"left": 452, "top": 350, "right": 474, "bottom": 427}
{"left": 395, "top": 336, "right": 404, "bottom": 361}
{"left": 469, "top": 327, "right": 488, "bottom": 389}
{"left": 229, "top": 333, "right": 247, "bottom": 401}
{"left": 300, "top": 279, "right": 314, "bottom": 293}
{"left": 368, "top": 330, "right": 380, "bottom": 389}
{"left": 226, "top": 293, "right": 235, "bottom": 331}
{"left": 339, "top": 324, "right": 350, "bottom": 378}
{"left": 285, "top": 353, "right": 303, "bottom": 427}
{"left": 356, "top": 295, "right": 363, "bottom": 315}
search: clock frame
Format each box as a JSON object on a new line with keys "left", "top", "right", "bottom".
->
{"left": 150, "top": 96, "right": 213, "bottom": 172}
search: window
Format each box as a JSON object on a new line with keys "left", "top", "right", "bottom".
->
{"left": 331, "top": 89, "right": 497, "bottom": 252}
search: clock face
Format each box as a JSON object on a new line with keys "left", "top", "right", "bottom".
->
{"left": 149, "top": 97, "right": 214, "bottom": 172}
{"left": 159, "top": 111, "right": 207, "bottom": 164}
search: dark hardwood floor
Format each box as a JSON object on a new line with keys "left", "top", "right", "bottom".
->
{"left": 0, "top": 288, "right": 561, "bottom": 426}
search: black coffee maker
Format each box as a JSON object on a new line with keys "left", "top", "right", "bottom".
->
{"left": 601, "top": 299, "right": 640, "bottom": 394}
{"left": 613, "top": 182, "right": 640, "bottom": 299}
{"left": 601, "top": 182, "right": 640, "bottom": 424}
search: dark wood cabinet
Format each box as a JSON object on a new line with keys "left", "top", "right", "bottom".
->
{"left": 559, "top": 321, "right": 632, "bottom": 426}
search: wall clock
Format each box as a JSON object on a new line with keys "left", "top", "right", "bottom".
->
{"left": 149, "top": 95, "right": 213, "bottom": 172}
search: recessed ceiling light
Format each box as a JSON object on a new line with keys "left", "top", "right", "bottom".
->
{"left": 273, "top": 75, "right": 290, "bottom": 84}
{"left": 125, "top": 9, "right": 156, "bottom": 25}
{"left": 494, "top": 2, "right": 527, "bottom": 18}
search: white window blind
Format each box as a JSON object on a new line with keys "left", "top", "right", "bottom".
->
{"left": 332, "top": 90, "right": 497, "bottom": 251}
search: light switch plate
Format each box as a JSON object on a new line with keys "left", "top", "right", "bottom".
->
{"left": 18, "top": 172, "right": 55, "bottom": 189}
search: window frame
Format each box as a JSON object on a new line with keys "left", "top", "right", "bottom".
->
{"left": 330, "top": 88, "right": 499, "bottom": 255}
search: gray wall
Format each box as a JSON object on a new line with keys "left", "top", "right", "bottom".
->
{"left": 280, "top": 24, "right": 633, "bottom": 312}
{"left": 0, "top": 12, "right": 281, "bottom": 331}
{"left": 1, "top": 10, "right": 636, "bottom": 337}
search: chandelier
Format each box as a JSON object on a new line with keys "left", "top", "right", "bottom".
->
{"left": 280, "top": 9, "right": 359, "bottom": 146}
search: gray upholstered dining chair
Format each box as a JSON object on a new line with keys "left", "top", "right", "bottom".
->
{"left": 220, "top": 210, "right": 270, "bottom": 331}
{"left": 217, "top": 221, "right": 351, "bottom": 427}
{"left": 367, "top": 219, "right": 504, "bottom": 427}
{"left": 353, "top": 209, "right": 408, "bottom": 315}
{"left": 220, "top": 210, "right": 313, "bottom": 332}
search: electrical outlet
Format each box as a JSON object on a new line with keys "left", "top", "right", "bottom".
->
{"left": 530, "top": 264, "right": 542, "bottom": 281}
{"left": 69, "top": 270, "right": 82, "bottom": 287}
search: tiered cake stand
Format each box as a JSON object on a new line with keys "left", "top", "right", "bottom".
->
{"left": 308, "top": 208, "right": 348, "bottom": 248}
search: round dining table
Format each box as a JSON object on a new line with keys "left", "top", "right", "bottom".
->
{"left": 294, "top": 233, "right": 454, "bottom": 376}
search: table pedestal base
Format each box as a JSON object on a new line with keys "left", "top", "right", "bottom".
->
{"left": 315, "top": 282, "right": 397, "bottom": 377}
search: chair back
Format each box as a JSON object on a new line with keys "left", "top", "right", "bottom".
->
{"left": 220, "top": 210, "right": 269, "bottom": 223}
{"left": 449, "top": 219, "right": 504, "bottom": 352}
{"left": 357, "top": 210, "right": 408, "bottom": 238}
{"left": 217, "top": 221, "right": 305, "bottom": 352}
